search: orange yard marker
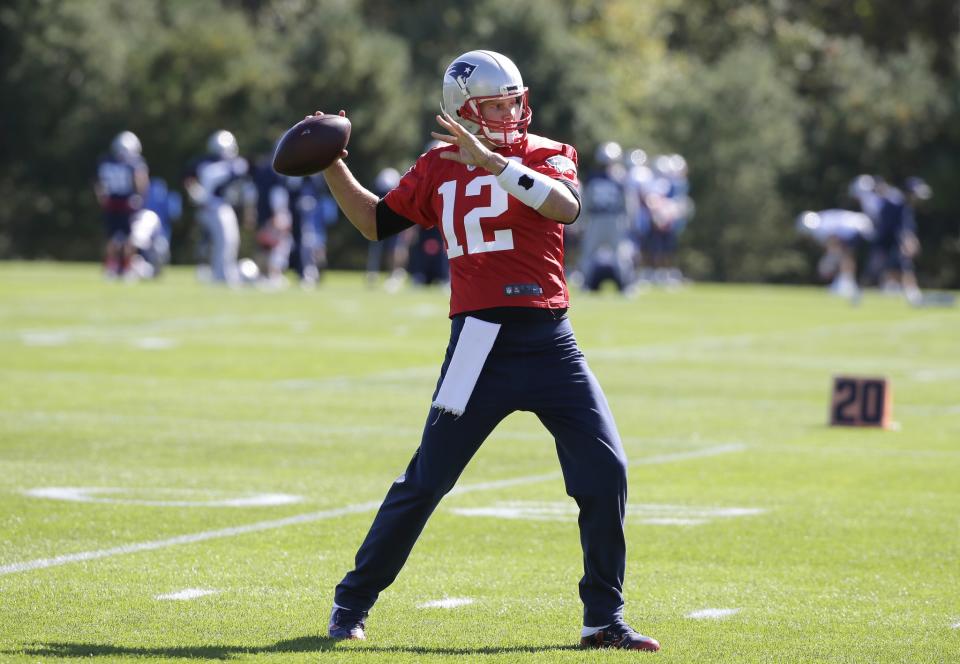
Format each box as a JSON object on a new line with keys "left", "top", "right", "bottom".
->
{"left": 829, "top": 376, "right": 894, "bottom": 429}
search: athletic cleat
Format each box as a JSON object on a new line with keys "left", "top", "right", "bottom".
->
{"left": 327, "top": 606, "right": 367, "bottom": 640}
{"left": 580, "top": 620, "right": 661, "bottom": 651}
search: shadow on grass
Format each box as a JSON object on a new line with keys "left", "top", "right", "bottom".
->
{"left": 11, "top": 635, "right": 582, "bottom": 659}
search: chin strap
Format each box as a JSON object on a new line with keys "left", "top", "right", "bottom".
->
{"left": 481, "top": 127, "right": 524, "bottom": 147}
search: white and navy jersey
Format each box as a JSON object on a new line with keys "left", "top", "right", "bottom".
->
{"left": 581, "top": 171, "right": 633, "bottom": 256}
{"left": 289, "top": 175, "right": 338, "bottom": 233}
{"left": 97, "top": 154, "right": 147, "bottom": 213}
{"left": 185, "top": 154, "right": 249, "bottom": 207}
{"left": 799, "top": 209, "right": 874, "bottom": 244}
{"left": 584, "top": 171, "right": 630, "bottom": 217}
{"left": 874, "top": 190, "right": 915, "bottom": 245}
{"left": 251, "top": 159, "right": 281, "bottom": 225}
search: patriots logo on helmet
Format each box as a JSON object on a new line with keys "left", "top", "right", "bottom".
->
{"left": 446, "top": 61, "right": 478, "bottom": 95}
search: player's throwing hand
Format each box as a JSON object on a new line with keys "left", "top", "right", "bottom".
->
{"left": 431, "top": 112, "right": 504, "bottom": 174}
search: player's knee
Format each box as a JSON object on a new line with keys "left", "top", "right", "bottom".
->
{"left": 608, "top": 455, "right": 629, "bottom": 488}
{"left": 597, "top": 446, "right": 629, "bottom": 489}
{"left": 409, "top": 476, "right": 455, "bottom": 502}
{"left": 566, "top": 451, "right": 627, "bottom": 498}
{"left": 402, "top": 461, "right": 457, "bottom": 500}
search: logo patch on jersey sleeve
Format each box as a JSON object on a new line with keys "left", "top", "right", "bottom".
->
{"left": 544, "top": 155, "right": 577, "bottom": 178}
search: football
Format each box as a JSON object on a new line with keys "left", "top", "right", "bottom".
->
{"left": 272, "top": 114, "right": 351, "bottom": 176}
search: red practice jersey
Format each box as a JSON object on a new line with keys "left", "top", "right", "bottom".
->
{"left": 383, "top": 134, "right": 579, "bottom": 317}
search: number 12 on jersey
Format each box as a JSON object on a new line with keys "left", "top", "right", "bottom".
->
{"left": 438, "top": 172, "right": 515, "bottom": 260}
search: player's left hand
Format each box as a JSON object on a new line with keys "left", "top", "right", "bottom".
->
{"left": 432, "top": 113, "right": 502, "bottom": 174}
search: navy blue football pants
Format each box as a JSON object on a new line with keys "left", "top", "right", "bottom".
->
{"left": 334, "top": 316, "right": 629, "bottom": 627}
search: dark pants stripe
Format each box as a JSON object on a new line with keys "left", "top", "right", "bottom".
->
{"left": 334, "top": 316, "right": 628, "bottom": 627}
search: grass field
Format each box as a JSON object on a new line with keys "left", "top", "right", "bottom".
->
{"left": 1, "top": 261, "right": 958, "bottom": 663}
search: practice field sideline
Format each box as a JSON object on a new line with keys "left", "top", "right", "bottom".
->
{"left": 0, "top": 262, "right": 958, "bottom": 663}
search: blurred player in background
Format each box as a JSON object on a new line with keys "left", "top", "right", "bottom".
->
{"left": 851, "top": 174, "right": 931, "bottom": 304}
{"left": 285, "top": 174, "right": 338, "bottom": 288}
{"left": 318, "top": 49, "right": 660, "bottom": 652}
{"left": 183, "top": 130, "right": 248, "bottom": 285}
{"left": 631, "top": 153, "right": 693, "bottom": 286}
{"left": 144, "top": 176, "right": 182, "bottom": 252}
{"left": 94, "top": 131, "right": 149, "bottom": 278}
{"left": 126, "top": 209, "right": 166, "bottom": 279}
{"left": 576, "top": 141, "right": 636, "bottom": 293}
{"left": 795, "top": 208, "right": 874, "bottom": 301}
{"left": 405, "top": 222, "right": 449, "bottom": 287}
{"left": 251, "top": 153, "right": 293, "bottom": 288}
{"left": 123, "top": 176, "right": 183, "bottom": 280}
{"left": 365, "top": 167, "right": 410, "bottom": 290}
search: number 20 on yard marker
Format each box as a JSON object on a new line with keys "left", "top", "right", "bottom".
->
{"left": 829, "top": 376, "right": 894, "bottom": 429}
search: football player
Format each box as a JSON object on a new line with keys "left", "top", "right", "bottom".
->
{"left": 577, "top": 141, "right": 637, "bottom": 293}
{"left": 251, "top": 154, "right": 293, "bottom": 287}
{"left": 796, "top": 209, "right": 874, "bottom": 301}
{"left": 183, "top": 130, "right": 248, "bottom": 285}
{"left": 287, "top": 174, "right": 338, "bottom": 288}
{"left": 862, "top": 176, "right": 931, "bottom": 305}
{"left": 315, "top": 50, "right": 660, "bottom": 652}
{"left": 364, "top": 167, "right": 409, "bottom": 289}
{"left": 632, "top": 153, "right": 693, "bottom": 286}
{"left": 94, "top": 131, "right": 149, "bottom": 278}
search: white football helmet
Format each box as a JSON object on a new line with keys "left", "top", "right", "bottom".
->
{"left": 111, "top": 131, "right": 142, "bottom": 160}
{"left": 374, "top": 167, "right": 401, "bottom": 195}
{"left": 441, "top": 50, "right": 531, "bottom": 146}
{"left": 627, "top": 148, "right": 648, "bottom": 167}
{"left": 207, "top": 130, "right": 239, "bottom": 159}
{"left": 595, "top": 142, "right": 623, "bottom": 166}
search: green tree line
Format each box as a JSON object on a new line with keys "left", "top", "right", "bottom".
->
{"left": 2, "top": 0, "right": 958, "bottom": 285}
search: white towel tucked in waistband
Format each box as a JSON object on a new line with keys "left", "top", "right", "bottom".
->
{"left": 431, "top": 316, "right": 501, "bottom": 417}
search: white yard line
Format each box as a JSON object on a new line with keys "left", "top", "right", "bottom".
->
{"left": 155, "top": 588, "right": 217, "bottom": 601}
{"left": 687, "top": 608, "right": 741, "bottom": 619}
{"left": 417, "top": 597, "right": 475, "bottom": 609}
{"left": 10, "top": 314, "right": 291, "bottom": 345}
{"left": 24, "top": 487, "right": 304, "bottom": 508}
{"left": 447, "top": 444, "right": 746, "bottom": 497}
{"left": 131, "top": 337, "right": 178, "bottom": 350}
{"left": 0, "top": 501, "right": 382, "bottom": 576}
{"left": 1, "top": 444, "right": 743, "bottom": 577}
{"left": 450, "top": 500, "right": 763, "bottom": 525}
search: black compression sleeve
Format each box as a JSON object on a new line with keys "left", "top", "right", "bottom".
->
{"left": 375, "top": 199, "right": 416, "bottom": 239}
{"left": 558, "top": 179, "right": 582, "bottom": 224}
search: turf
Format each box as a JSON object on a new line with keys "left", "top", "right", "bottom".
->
{"left": 0, "top": 261, "right": 958, "bottom": 663}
